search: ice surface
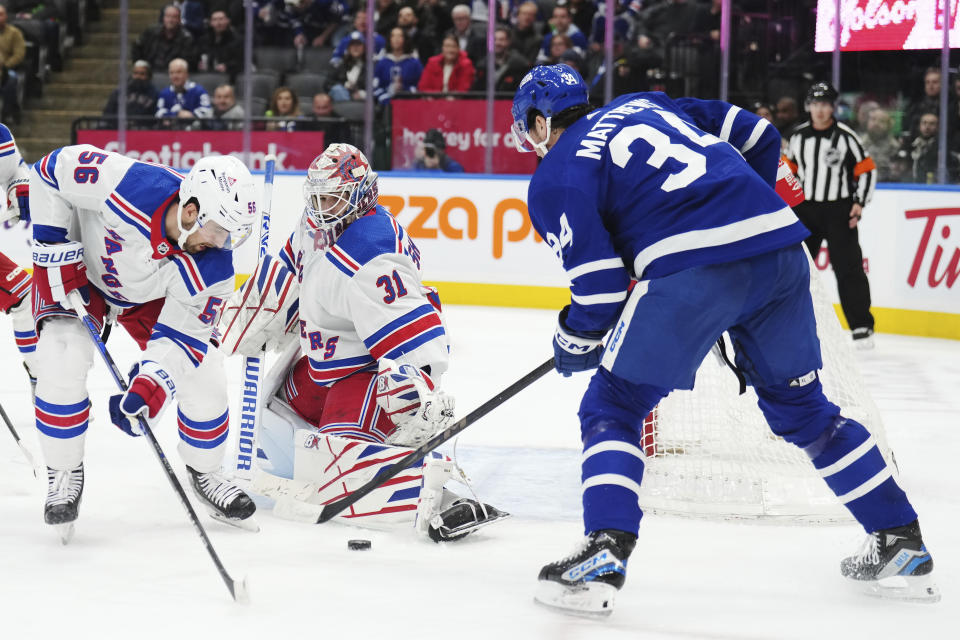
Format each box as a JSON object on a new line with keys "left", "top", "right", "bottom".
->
{"left": 1, "top": 306, "right": 957, "bottom": 639}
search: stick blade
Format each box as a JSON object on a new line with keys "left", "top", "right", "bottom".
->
{"left": 232, "top": 575, "right": 251, "bottom": 605}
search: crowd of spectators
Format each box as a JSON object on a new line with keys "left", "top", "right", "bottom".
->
{"left": 109, "top": 0, "right": 728, "bottom": 135}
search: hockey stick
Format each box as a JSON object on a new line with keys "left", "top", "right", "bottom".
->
{"left": 315, "top": 357, "right": 555, "bottom": 524}
{"left": 0, "top": 399, "right": 39, "bottom": 477}
{"left": 232, "top": 154, "right": 276, "bottom": 481}
{"left": 67, "top": 291, "right": 249, "bottom": 604}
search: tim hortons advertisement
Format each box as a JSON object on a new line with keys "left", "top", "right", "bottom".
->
{"left": 815, "top": 0, "right": 960, "bottom": 51}
{"left": 390, "top": 98, "right": 539, "bottom": 174}
{"left": 73, "top": 130, "right": 325, "bottom": 170}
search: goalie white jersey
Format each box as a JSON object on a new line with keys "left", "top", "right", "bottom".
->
{"left": 30, "top": 145, "right": 234, "bottom": 382}
{"left": 277, "top": 204, "right": 449, "bottom": 386}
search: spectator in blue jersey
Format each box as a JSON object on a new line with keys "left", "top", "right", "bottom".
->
{"left": 156, "top": 58, "right": 213, "bottom": 124}
{"left": 132, "top": 4, "right": 198, "bottom": 72}
{"left": 331, "top": 11, "right": 386, "bottom": 67}
{"left": 373, "top": 28, "right": 424, "bottom": 106}
{"left": 510, "top": 64, "right": 938, "bottom": 616}
{"left": 413, "top": 128, "right": 464, "bottom": 172}
{"left": 537, "top": 4, "right": 587, "bottom": 63}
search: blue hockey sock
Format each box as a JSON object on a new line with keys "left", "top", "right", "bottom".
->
{"left": 806, "top": 417, "right": 917, "bottom": 532}
{"left": 578, "top": 369, "right": 668, "bottom": 536}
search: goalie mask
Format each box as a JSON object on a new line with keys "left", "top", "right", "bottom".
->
{"left": 177, "top": 155, "right": 258, "bottom": 250}
{"left": 301, "top": 144, "right": 378, "bottom": 253}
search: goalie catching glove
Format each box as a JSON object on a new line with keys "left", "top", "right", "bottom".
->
{"left": 375, "top": 358, "right": 454, "bottom": 447}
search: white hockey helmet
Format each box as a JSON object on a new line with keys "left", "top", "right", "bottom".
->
{"left": 301, "top": 144, "right": 378, "bottom": 252}
{"left": 177, "top": 155, "right": 258, "bottom": 250}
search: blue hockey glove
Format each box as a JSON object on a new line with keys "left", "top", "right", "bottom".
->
{"left": 109, "top": 393, "right": 144, "bottom": 437}
{"left": 553, "top": 305, "right": 606, "bottom": 377}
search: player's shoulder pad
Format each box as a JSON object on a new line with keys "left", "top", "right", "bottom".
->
{"left": 33, "top": 146, "right": 65, "bottom": 190}
{"left": 325, "top": 207, "right": 406, "bottom": 277}
{"left": 0, "top": 123, "right": 14, "bottom": 145}
{"left": 170, "top": 247, "right": 235, "bottom": 297}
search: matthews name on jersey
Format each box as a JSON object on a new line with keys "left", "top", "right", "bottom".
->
{"left": 30, "top": 145, "right": 234, "bottom": 378}
{"left": 278, "top": 204, "right": 447, "bottom": 390}
{"left": 526, "top": 92, "right": 810, "bottom": 336}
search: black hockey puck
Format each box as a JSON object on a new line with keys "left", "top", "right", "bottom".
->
{"left": 347, "top": 539, "right": 372, "bottom": 551}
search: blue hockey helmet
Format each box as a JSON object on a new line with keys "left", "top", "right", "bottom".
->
{"left": 511, "top": 64, "right": 589, "bottom": 154}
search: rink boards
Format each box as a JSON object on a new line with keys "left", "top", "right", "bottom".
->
{"left": 2, "top": 172, "right": 958, "bottom": 340}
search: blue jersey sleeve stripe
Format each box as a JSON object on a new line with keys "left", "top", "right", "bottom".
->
{"left": 571, "top": 291, "right": 629, "bottom": 305}
{"left": 172, "top": 259, "right": 198, "bottom": 296}
{"left": 363, "top": 303, "right": 435, "bottom": 347}
{"left": 719, "top": 105, "right": 740, "bottom": 142}
{"left": 325, "top": 251, "right": 356, "bottom": 277}
{"left": 566, "top": 257, "right": 625, "bottom": 280}
{"left": 740, "top": 119, "right": 772, "bottom": 154}
{"left": 32, "top": 224, "right": 69, "bottom": 243}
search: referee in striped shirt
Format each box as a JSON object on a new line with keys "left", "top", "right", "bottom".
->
{"left": 785, "top": 82, "right": 878, "bottom": 348}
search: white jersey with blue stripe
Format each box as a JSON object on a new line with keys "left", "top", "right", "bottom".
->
{"left": 527, "top": 92, "right": 809, "bottom": 335}
{"left": 0, "top": 123, "right": 29, "bottom": 192}
{"left": 29, "top": 145, "right": 234, "bottom": 381}
{"left": 279, "top": 205, "right": 448, "bottom": 388}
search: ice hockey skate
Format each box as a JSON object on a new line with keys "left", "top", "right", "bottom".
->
{"left": 426, "top": 498, "right": 510, "bottom": 542}
{"left": 187, "top": 466, "right": 259, "bottom": 532}
{"left": 841, "top": 520, "right": 940, "bottom": 602}
{"left": 534, "top": 529, "right": 637, "bottom": 618}
{"left": 44, "top": 464, "right": 84, "bottom": 545}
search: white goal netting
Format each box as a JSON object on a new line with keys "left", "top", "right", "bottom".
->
{"left": 636, "top": 252, "right": 892, "bottom": 524}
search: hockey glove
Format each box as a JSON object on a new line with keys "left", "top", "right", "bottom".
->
{"left": 776, "top": 157, "right": 804, "bottom": 207}
{"left": 108, "top": 361, "right": 176, "bottom": 436}
{"left": 31, "top": 241, "right": 89, "bottom": 309}
{"left": 376, "top": 358, "right": 455, "bottom": 447}
{"left": 553, "top": 305, "right": 606, "bottom": 377}
{"left": 4, "top": 177, "right": 29, "bottom": 223}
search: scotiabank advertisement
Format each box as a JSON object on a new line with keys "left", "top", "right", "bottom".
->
{"left": 2, "top": 176, "right": 958, "bottom": 337}
{"left": 74, "top": 130, "right": 325, "bottom": 170}
{"left": 815, "top": 0, "right": 960, "bottom": 51}
{"left": 390, "top": 98, "right": 538, "bottom": 174}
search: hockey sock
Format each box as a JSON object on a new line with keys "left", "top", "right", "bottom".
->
{"left": 34, "top": 396, "right": 90, "bottom": 470}
{"left": 806, "top": 417, "right": 917, "bottom": 532}
{"left": 578, "top": 369, "right": 669, "bottom": 536}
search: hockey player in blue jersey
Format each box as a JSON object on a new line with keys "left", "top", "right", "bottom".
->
{"left": 511, "top": 65, "right": 939, "bottom": 615}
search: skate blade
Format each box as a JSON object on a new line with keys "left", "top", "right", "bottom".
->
{"left": 55, "top": 522, "right": 75, "bottom": 545}
{"left": 534, "top": 580, "right": 617, "bottom": 618}
{"left": 856, "top": 573, "right": 942, "bottom": 603}
{"left": 209, "top": 511, "right": 261, "bottom": 533}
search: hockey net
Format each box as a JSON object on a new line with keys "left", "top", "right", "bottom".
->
{"left": 636, "top": 251, "right": 893, "bottom": 524}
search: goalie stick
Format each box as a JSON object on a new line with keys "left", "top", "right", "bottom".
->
{"left": 0, "top": 399, "right": 39, "bottom": 477}
{"left": 233, "top": 154, "right": 276, "bottom": 482}
{"left": 315, "top": 357, "right": 555, "bottom": 524}
{"left": 67, "top": 291, "right": 249, "bottom": 604}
